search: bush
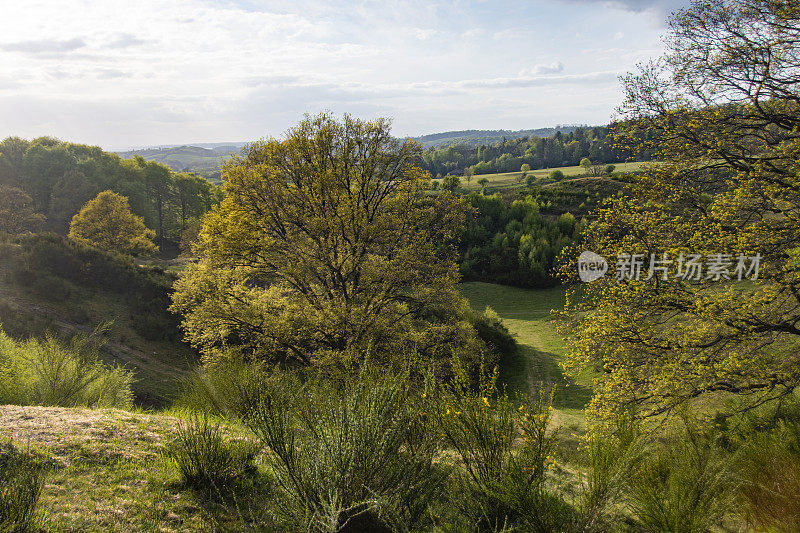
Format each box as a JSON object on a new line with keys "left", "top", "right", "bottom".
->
{"left": 429, "top": 364, "right": 575, "bottom": 531}
{"left": 625, "top": 418, "right": 735, "bottom": 533}
{"left": 244, "top": 366, "right": 445, "bottom": 532}
{"left": 164, "top": 415, "right": 260, "bottom": 493}
{"left": 0, "top": 328, "right": 134, "bottom": 408}
{"left": 738, "top": 419, "right": 800, "bottom": 531}
{"left": 471, "top": 307, "right": 516, "bottom": 364}
{"left": 577, "top": 411, "right": 643, "bottom": 531}
{"left": 0, "top": 442, "right": 48, "bottom": 532}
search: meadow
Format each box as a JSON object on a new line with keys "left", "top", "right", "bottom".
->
{"left": 446, "top": 161, "right": 644, "bottom": 191}
{"left": 460, "top": 282, "right": 592, "bottom": 428}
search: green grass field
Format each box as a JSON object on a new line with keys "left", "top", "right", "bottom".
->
{"left": 449, "top": 161, "right": 644, "bottom": 191}
{"left": 460, "top": 282, "right": 592, "bottom": 428}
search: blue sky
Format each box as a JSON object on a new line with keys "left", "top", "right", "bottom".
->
{"left": 0, "top": 0, "right": 688, "bottom": 149}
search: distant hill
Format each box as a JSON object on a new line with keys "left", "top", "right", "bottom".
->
{"left": 410, "top": 126, "right": 586, "bottom": 149}
{"left": 115, "top": 126, "right": 590, "bottom": 179}
{"left": 115, "top": 144, "right": 247, "bottom": 182}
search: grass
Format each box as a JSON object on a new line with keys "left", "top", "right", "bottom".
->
{"left": 0, "top": 405, "right": 268, "bottom": 531}
{"left": 453, "top": 161, "right": 644, "bottom": 191}
{"left": 459, "top": 282, "right": 592, "bottom": 428}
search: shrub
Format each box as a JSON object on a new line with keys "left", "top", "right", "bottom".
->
{"left": 430, "top": 364, "right": 575, "bottom": 531}
{"left": 470, "top": 307, "right": 516, "bottom": 364}
{"left": 244, "top": 367, "right": 445, "bottom": 532}
{"left": 0, "top": 442, "right": 48, "bottom": 532}
{"left": 164, "top": 415, "right": 260, "bottom": 493}
{"left": 738, "top": 420, "right": 800, "bottom": 531}
{"left": 577, "top": 411, "right": 643, "bottom": 531}
{"left": 625, "top": 418, "right": 735, "bottom": 533}
{"left": 548, "top": 170, "right": 565, "bottom": 181}
{"left": 0, "top": 328, "right": 134, "bottom": 408}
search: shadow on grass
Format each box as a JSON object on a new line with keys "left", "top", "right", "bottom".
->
{"left": 500, "top": 346, "right": 592, "bottom": 411}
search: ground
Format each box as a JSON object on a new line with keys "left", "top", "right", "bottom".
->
{"left": 444, "top": 161, "right": 643, "bottom": 191}
{"left": 1, "top": 405, "right": 262, "bottom": 532}
{"left": 460, "top": 282, "right": 592, "bottom": 429}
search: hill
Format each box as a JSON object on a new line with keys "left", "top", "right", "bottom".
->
{"left": 0, "top": 234, "right": 199, "bottom": 405}
{"left": 113, "top": 126, "right": 593, "bottom": 179}
{"left": 411, "top": 126, "right": 585, "bottom": 149}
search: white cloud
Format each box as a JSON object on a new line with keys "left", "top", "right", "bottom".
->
{"left": 521, "top": 62, "right": 565, "bottom": 76}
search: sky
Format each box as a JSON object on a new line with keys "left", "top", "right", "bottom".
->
{"left": 0, "top": 0, "right": 689, "bottom": 150}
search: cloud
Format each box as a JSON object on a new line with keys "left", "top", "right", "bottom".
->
{"left": 0, "top": 37, "right": 86, "bottom": 54}
{"left": 558, "top": 0, "right": 690, "bottom": 25}
{"left": 413, "top": 28, "right": 437, "bottom": 40}
{"left": 522, "top": 62, "right": 565, "bottom": 76}
{"left": 106, "top": 33, "right": 149, "bottom": 49}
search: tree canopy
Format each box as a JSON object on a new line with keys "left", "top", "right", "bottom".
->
{"left": 172, "top": 113, "right": 488, "bottom": 370}
{"left": 0, "top": 186, "right": 45, "bottom": 235}
{"left": 560, "top": 0, "right": 800, "bottom": 424}
{"left": 0, "top": 137, "right": 221, "bottom": 245}
{"left": 69, "top": 191, "right": 157, "bottom": 256}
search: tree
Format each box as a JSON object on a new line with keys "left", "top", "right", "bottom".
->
{"left": 519, "top": 163, "right": 531, "bottom": 183}
{"left": 464, "top": 166, "right": 474, "bottom": 184}
{"left": 604, "top": 164, "right": 616, "bottom": 175}
{"left": 477, "top": 177, "right": 489, "bottom": 194}
{"left": 0, "top": 186, "right": 45, "bottom": 234}
{"left": 548, "top": 170, "right": 564, "bottom": 181}
{"left": 525, "top": 174, "right": 536, "bottom": 187}
{"left": 171, "top": 114, "right": 486, "bottom": 369}
{"left": 442, "top": 174, "right": 460, "bottom": 191}
{"left": 579, "top": 158, "right": 592, "bottom": 173}
{"left": 560, "top": 0, "right": 800, "bottom": 425}
{"left": 69, "top": 191, "right": 157, "bottom": 255}
{"left": 139, "top": 158, "right": 174, "bottom": 248}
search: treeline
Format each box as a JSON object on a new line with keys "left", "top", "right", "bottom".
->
{"left": 0, "top": 137, "right": 222, "bottom": 251}
{"left": 459, "top": 192, "right": 586, "bottom": 288}
{"left": 419, "top": 125, "right": 646, "bottom": 177}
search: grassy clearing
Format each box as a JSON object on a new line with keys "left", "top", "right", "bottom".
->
{"left": 0, "top": 405, "right": 265, "bottom": 531}
{"left": 460, "top": 282, "right": 591, "bottom": 428}
{"left": 452, "top": 161, "right": 644, "bottom": 191}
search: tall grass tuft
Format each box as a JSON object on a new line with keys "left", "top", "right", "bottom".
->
{"left": 0, "top": 442, "right": 49, "bottom": 532}
{"left": 0, "top": 327, "right": 133, "bottom": 408}
{"left": 244, "top": 366, "right": 445, "bottom": 532}
{"left": 164, "top": 415, "right": 260, "bottom": 494}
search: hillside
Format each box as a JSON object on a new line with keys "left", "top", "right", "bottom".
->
{"left": 113, "top": 126, "right": 591, "bottom": 178}
{"left": 411, "top": 126, "right": 584, "bottom": 148}
{"left": 0, "top": 234, "right": 199, "bottom": 405}
{"left": 0, "top": 405, "right": 259, "bottom": 531}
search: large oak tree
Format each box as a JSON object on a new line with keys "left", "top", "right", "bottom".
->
{"left": 172, "top": 114, "right": 486, "bottom": 369}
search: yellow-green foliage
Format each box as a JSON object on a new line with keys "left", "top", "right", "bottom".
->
{"left": 428, "top": 363, "right": 575, "bottom": 530}
{"left": 558, "top": 0, "right": 800, "bottom": 425}
{"left": 0, "top": 328, "right": 134, "bottom": 408}
{"left": 171, "top": 113, "right": 489, "bottom": 370}
{"left": 69, "top": 190, "right": 157, "bottom": 256}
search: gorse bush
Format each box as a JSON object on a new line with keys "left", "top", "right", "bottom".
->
{"left": 243, "top": 366, "right": 445, "bottom": 532}
{"left": 429, "top": 363, "right": 575, "bottom": 532}
{"left": 737, "top": 417, "right": 800, "bottom": 531}
{"left": 0, "top": 442, "right": 49, "bottom": 532}
{"left": 0, "top": 327, "right": 133, "bottom": 408}
{"left": 164, "top": 415, "right": 260, "bottom": 493}
{"left": 625, "top": 417, "right": 735, "bottom": 533}
{"left": 577, "top": 410, "right": 643, "bottom": 532}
